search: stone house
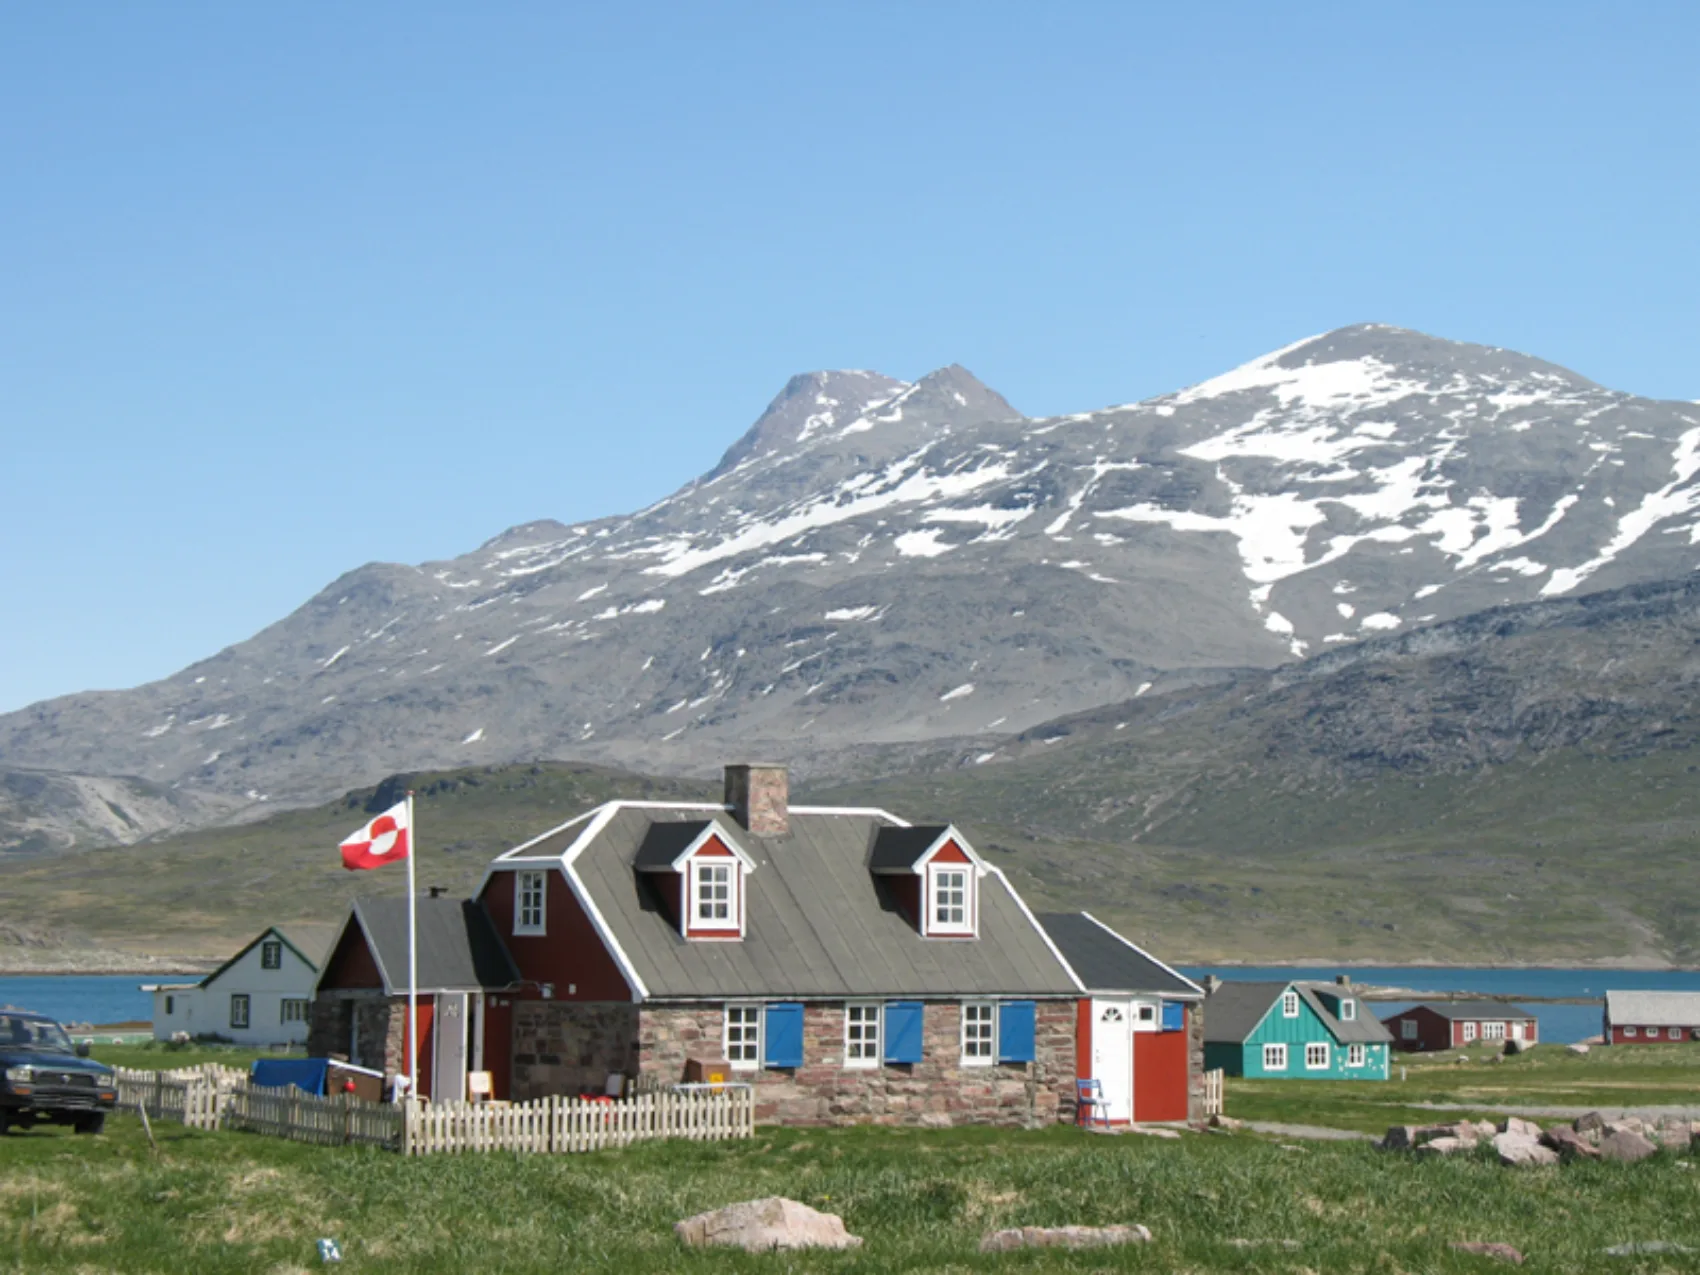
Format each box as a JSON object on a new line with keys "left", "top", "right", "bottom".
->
{"left": 469, "top": 762, "right": 1205, "bottom": 1127}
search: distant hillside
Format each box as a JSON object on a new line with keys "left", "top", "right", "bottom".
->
{"left": 8, "top": 574, "right": 1700, "bottom": 970}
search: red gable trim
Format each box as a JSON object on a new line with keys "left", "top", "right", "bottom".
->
{"left": 691, "top": 836, "right": 735, "bottom": 857}
{"left": 930, "top": 839, "right": 971, "bottom": 865}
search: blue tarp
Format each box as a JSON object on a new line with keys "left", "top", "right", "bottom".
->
{"left": 251, "top": 1057, "right": 330, "bottom": 1095}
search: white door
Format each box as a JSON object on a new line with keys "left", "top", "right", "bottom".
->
{"left": 435, "top": 993, "right": 469, "bottom": 1103}
{"left": 1091, "top": 999, "right": 1134, "bottom": 1123}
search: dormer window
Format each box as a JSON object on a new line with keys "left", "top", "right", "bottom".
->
{"left": 634, "top": 818, "right": 756, "bottom": 941}
{"left": 692, "top": 860, "right": 738, "bottom": 931}
{"left": 930, "top": 866, "right": 972, "bottom": 935}
{"left": 869, "top": 824, "right": 985, "bottom": 939}
{"left": 1340, "top": 998, "right": 1356, "bottom": 1021}
{"left": 515, "top": 870, "right": 546, "bottom": 936}
{"left": 1281, "top": 990, "right": 1300, "bottom": 1018}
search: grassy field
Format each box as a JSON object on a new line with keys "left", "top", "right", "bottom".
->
{"left": 1227, "top": 1042, "right": 1700, "bottom": 1135}
{"left": 4, "top": 1115, "right": 1700, "bottom": 1273}
{"left": 87, "top": 1041, "right": 288, "bottom": 1073}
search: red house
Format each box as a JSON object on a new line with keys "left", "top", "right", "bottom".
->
{"left": 1604, "top": 991, "right": 1700, "bottom": 1044}
{"left": 1381, "top": 1001, "right": 1539, "bottom": 1052}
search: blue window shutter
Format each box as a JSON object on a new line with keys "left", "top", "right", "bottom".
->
{"left": 1161, "top": 1001, "right": 1185, "bottom": 1032}
{"left": 997, "top": 1001, "right": 1036, "bottom": 1063}
{"left": 763, "top": 1003, "right": 804, "bottom": 1068}
{"left": 884, "top": 1002, "right": 924, "bottom": 1064}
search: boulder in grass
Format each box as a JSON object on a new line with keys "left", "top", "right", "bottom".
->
{"left": 979, "top": 1225, "right": 1152, "bottom": 1252}
{"left": 1653, "top": 1118, "right": 1696, "bottom": 1149}
{"left": 1574, "top": 1111, "right": 1606, "bottom": 1134}
{"left": 1493, "top": 1132, "right": 1559, "bottom": 1167}
{"left": 1597, "top": 1129, "right": 1658, "bottom": 1164}
{"left": 674, "top": 1198, "right": 862, "bottom": 1251}
{"left": 1567, "top": 1043, "right": 1591, "bottom": 1056}
{"left": 1418, "top": 1136, "right": 1471, "bottom": 1156}
{"left": 1498, "top": 1116, "right": 1543, "bottom": 1139}
{"left": 1380, "top": 1125, "right": 1421, "bottom": 1151}
{"left": 1540, "top": 1126, "right": 1601, "bottom": 1160}
{"left": 1451, "top": 1241, "right": 1526, "bottom": 1264}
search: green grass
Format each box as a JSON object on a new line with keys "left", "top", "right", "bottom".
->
{"left": 1228, "top": 1043, "right": 1700, "bottom": 1135}
{"left": 88, "top": 1041, "right": 289, "bottom": 1072}
{"left": 4, "top": 1116, "right": 1700, "bottom": 1273}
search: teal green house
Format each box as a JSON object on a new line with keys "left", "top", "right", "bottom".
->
{"left": 1202, "top": 980, "right": 1391, "bottom": 1080}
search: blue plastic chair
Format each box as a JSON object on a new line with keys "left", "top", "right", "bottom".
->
{"left": 1075, "top": 1078, "right": 1110, "bottom": 1128}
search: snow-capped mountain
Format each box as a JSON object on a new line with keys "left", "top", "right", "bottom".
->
{"left": 6, "top": 323, "right": 1700, "bottom": 845}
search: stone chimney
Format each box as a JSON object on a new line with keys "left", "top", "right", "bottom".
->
{"left": 724, "top": 763, "right": 789, "bottom": 837}
{"left": 1203, "top": 974, "right": 1222, "bottom": 995}
{"left": 1336, "top": 974, "right": 1352, "bottom": 988}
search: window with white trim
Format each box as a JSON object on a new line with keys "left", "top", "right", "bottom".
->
{"left": 1401, "top": 1018, "right": 1418, "bottom": 1040}
{"left": 1483, "top": 1020, "right": 1506, "bottom": 1040}
{"left": 929, "top": 867, "right": 972, "bottom": 935}
{"left": 694, "top": 860, "right": 736, "bottom": 929}
{"left": 1262, "top": 1043, "right": 1287, "bottom": 1071}
{"left": 1340, "top": 998, "right": 1356, "bottom": 1021}
{"left": 725, "top": 1005, "right": 761, "bottom": 1069}
{"left": 961, "top": 1002, "right": 995, "bottom": 1064}
{"left": 1281, "top": 991, "right": 1299, "bottom": 1018}
{"left": 845, "top": 1003, "right": 881, "bottom": 1067}
{"left": 1671, "top": 1027, "right": 1682, "bottom": 1041}
{"left": 1624, "top": 1025, "right": 1638, "bottom": 1038}
{"left": 1348, "top": 1043, "right": 1366, "bottom": 1067}
{"left": 1305, "top": 1042, "right": 1330, "bottom": 1070}
{"left": 516, "top": 870, "right": 546, "bottom": 935}
{"left": 1461, "top": 1021, "right": 1478, "bottom": 1042}
{"left": 280, "top": 998, "right": 309, "bottom": 1024}
{"left": 261, "top": 940, "right": 283, "bottom": 970}
{"left": 230, "top": 994, "right": 251, "bottom": 1030}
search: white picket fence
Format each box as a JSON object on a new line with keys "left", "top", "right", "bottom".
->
{"left": 1202, "top": 1067, "right": 1225, "bottom": 1117}
{"left": 404, "top": 1088, "right": 755, "bottom": 1155}
{"left": 113, "top": 1066, "right": 752, "bottom": 1156}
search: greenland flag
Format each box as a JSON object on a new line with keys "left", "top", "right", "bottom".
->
{"left": 340, "top": 801, "right": 411, "bottom": 871}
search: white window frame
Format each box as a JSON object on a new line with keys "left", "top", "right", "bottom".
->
{"left": 1339, "top": 998, "right": 1356, "bottom": 1021}
{"left": 1624, "top": 1025, "right": 1637, "bottom": 1038}
{"left": 961, "top": 1002, "right": 996, "bottom": 1065}
{"left": 1305, "top": 1041, "right": 1330, "bottom": 1070}
{"left": 515, "top": 870, "right": 547, "bottom": 936}
{"left": 260, "top": 940, "right": 283, "bottom": 970}
{"left": 1483, "top": 1020, "right": 1506, "bottom": 1040}
{"left": 1348, "top": 1043, "right": 1366, "bottom": 1067}
{"left": 1461, "top": 1020, "right": 1478, "bottom": 1043}
{"left": 1401, "top": 1018, "right": 1418, "bottom": 1041}
{"left": 928, "top": 865, "right": 974, "bottom": 937}
{"left": 1281, "top": 991, "right": 1300, "bottom": 1018}
{"left": 280, "top": 998, "right": 309, "bottom": 1024}
{"left": 1671, "top": 1027, "right": 1683, "bottom": 1041}
{"left": 725, "top": 1004, "right": 761, "bottom": 1070}
{"left": 230, "top": 994, "right": 251, "bottom": 1030}
{"left": 845, "top": 1003, "right": 882, "bottom": 1068}
{"left": 1262, "top": 1043, "right": 1287, "bottom": 1072}
{"left": 689, "top": 858, "right": 740, "bottom": 934}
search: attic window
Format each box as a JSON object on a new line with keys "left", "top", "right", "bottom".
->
{"left": 515, "top": 871, "right": 546, "bottom": 936}
{"left": 1340, "top": 998, "right": 1356, "bottom": 1021}
{"left": 927, "top": 866, "right": 974, "bottom": 937}
{"left": 695, "top": 862, "right": 734, "bottom": 926}
{"left": 1281, "top": 991, "right": 1299, "bottom": 1018}
{"left": 261, "top": 940, "right": 282, "bottom": 970}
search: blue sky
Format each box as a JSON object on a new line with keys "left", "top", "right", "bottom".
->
{"left": 2, "top": 4, "right": 1696, "bottom": 713}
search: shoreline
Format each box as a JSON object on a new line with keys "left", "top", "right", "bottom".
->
{"left": 0, "top": 968, "right": 211, "bottom": 978}
{"left": 1180, "top": 960, "right": 1699, "bottom": 973}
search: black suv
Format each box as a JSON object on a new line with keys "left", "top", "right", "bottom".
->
{"left": 0, "top": 1010, "right": 118, "bottom": 1134}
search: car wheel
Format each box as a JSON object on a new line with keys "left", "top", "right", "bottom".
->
{"left": 0, "top": 1109, "right": 10, "bottom": 1135}
{"left": 73, "top": 1113, "right": 105, "bottom": 1135}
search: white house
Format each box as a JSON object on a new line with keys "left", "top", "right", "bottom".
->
{"left": 143, "top": 925, "right": 336, "bottom": 1046}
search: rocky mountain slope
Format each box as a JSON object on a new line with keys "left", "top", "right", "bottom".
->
{"left": 5, "top": 323, "right": 1700, "bottom": 851}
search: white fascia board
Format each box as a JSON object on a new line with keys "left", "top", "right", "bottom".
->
{"left": 787, "top": 804, "right": 912, "bottom": 827}
{"left": 1079, "top": 911, "right": 1206, "bottom": 998}
{"left": 990, "top": 865, "right": 1085, "bottom": 994}
{"left": 558, "top": 859, "right": 649, "bottom": 1003}
{"left": 669, "top": 822, "right": 758, "bottom": 873}
{"left": 914, "top": 824, "right": 990, "bottom": 877}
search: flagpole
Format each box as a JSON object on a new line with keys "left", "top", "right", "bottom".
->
{"left": 406, "top": 790, "right": 418, "bottom": 1101}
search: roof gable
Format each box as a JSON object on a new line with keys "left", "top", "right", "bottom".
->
{"left": 633, "top": 818, "right": 758, "bottom": 873}
{"left": 868, "top": 824, "right": 986, "bottom": 875}
{"left": 200, "top": 926, "right": 320, "bottom": 990}
{"left": 1035, "top": 912, "right": 1201, "bottom": 998}
{"left": 321, "top": 898, "right": 521, "bottom": 995}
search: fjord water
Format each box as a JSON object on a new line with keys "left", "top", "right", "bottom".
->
{"left": 1183, "top": 966, "right": 1700, "bottom": 1044}
{"left": 0, "top": 974, "right": 188, "bottom": 1028}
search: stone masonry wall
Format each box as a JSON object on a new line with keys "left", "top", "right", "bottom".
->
{"left": 1186, "top": 1000, "right": 1207, "bottom": 1126}
{"left": 510, "top": 1001, "right": 640, "bottom": 1101}
{"left": 306, "top": 993, "right": 406, "bottom": 1075}
{"left": 638, "top": 1000, "right": 1077, "bottom": 1128}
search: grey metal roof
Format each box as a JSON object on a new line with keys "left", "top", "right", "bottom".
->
{"left": 565, "top": 807, "right": 1080, "bottom": 1000}
{"left": 1034, "top": 913, "right": 1201, "bottom": 998}
{"left": 1385, "top": 1000, "right": 1538, "bottom": 1021}
{"left": 1202, "top": 979, "right": 1392, "bottom": 1045}
{"left": 868, "top": 825, "right": 949, "bottom": 872}
{"left": 633, "top": 820, "right": 710, "bottom": 869}
{"left": 1605, "top": 990, "right": 1700, "bottom": 1027}
{"left": 353, "top": 897, "right": 520, "bottom": 994}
